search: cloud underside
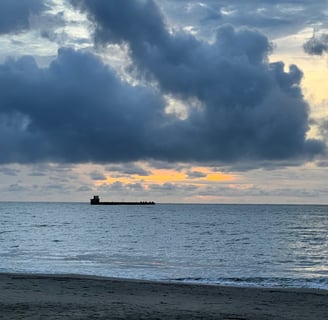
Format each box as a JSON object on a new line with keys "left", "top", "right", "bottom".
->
{"left": 0, "top": 0, "right": 325, "bottom": 165}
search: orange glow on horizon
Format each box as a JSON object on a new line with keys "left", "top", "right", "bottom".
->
{"left": 96, "top": 166, "right": 236, "bottom": 187}
{"left": 134, "top": 169, "right": 187, "bottom": 183}
{"left": 191, "top": 167, "right": 236, "bottom": 182}
{"left": 206, "top": 173, "right": 235, "bottom": 182}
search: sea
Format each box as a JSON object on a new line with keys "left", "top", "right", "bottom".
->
{"left": 1, "top": 202, "right": 328, "bottom": 290}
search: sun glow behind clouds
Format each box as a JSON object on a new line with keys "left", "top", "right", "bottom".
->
{"left": 270, "top": 28, "right": 328, "bottom": 120}
{"left": 96, "top": 165, "right": 235, "bottom": 188}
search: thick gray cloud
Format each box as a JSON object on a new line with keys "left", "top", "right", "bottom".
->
{"left": 0, "top": 0, "right": 325, "bottom": 166}
{"left": 0, "top": 0, "right": 47, "bottom": 34}
{"left": 304, "top": 34, "right": 328, "bottom": 55}
{"left": 0, "top": 48, "right": 166, "bottom": 163}
{"left": 70, "top": 0, "right": 325, "bottom": 162}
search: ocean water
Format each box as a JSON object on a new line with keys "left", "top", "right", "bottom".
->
{"left": 1, "top": 202, "right": 328, "bottom": 290}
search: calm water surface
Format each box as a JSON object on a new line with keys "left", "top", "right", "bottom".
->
{"left": 1, "top": 202, "right": 328, "bottom": 289}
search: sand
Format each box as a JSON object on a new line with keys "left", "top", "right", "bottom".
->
{"left": 0, "top": 273, "right": 327, "bottom": 319}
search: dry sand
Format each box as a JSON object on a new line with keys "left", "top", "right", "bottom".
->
{"left": 0, "top": 273, "right": 328, "bottom": 319}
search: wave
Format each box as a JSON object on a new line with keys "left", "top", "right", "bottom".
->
{"left": 169, "top": 277, "right": 328, "bottom": 290}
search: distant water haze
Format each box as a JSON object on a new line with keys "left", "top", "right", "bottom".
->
{"left": 1, "top": 202, "right": 328, "bottom": 289}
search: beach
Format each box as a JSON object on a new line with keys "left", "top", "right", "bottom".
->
{"left": 0, "top": 273, "right": 328, "bottom": 319}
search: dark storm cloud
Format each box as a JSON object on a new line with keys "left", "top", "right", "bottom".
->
{"left": 304, "top": 34, "right": 328, "bottom": 55}
{"left": 0, "top": 48, "right": 166, "bottom": 163}
{"left": 70, "top": 0, "right": 325, "bottom": 162}
{"left": 0, "top": 0, "right": 47, "bottom": 34}
{"left": 0, "top": 0, "right": 325, "bottom": 165}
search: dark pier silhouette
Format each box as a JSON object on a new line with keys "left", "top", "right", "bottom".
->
{"left": 90, "top": 195, "right": 155, "bottom": 205}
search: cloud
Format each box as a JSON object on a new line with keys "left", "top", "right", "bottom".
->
{"left": 77, "top": 185, "right": 92, "bottom": 192}
{"left": 0, "top": 166, "right": 19, "bottom": 176}
{"left": 159, "top": 0, "right": 328, "bottom": 39}
{"left": 318, "top": 119, "right": 328, "bottom": 145}
{"left": 0, "top": 0, "right": 47, "bottom": 34}
{"left": 7, "top": 183, "right": 27, "bottom": 192}
{"left": 0, "top": 0, "right": 325, "bottom": 167}
{"left": 106, "top": 163, "right": 150, "bottom": 176}
{"left": 70, "top": 0, "right": 325, "bottom": 162}
{"left": 186, "top": 170, "right": 207, "bottom": 179}
{"left": 90, "top": 171, "right": 106, "bottom": 181}
{"left": 0, "top": 48, "right": 166, "bottom": 164}
{"left": 316, "top": 160, "right": 328, "bottom": 168}
{"left": 303, "top": 34, "right": 328, "bottom": 55}
{"left": 28, "top": 171, "right": 47, "bottom": 177}
{"left": 149, "top": 182, "right": 197, "bottom": 193}
{"left": 218, "top": 1, "right": 327, "bottom": 34}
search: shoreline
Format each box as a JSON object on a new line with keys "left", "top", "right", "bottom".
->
{"left": 2, "top": 271, "right": 328, "bottom": 291}
{"left": 1, "top": 273, "right": 328, "bottom": 319}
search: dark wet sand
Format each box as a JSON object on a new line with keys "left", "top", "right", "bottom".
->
{"left": 0, "top": 273, "right": 328, "bottom": 319}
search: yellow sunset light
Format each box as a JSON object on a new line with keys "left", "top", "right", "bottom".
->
{"left": 134, "top": 169, "right": 187, "bottom": 184}
{"left": 206, "top": 173, "right": 235, "bottom": 182}
{"left": 96, "top": 165, "right": 236, "bottom": 187}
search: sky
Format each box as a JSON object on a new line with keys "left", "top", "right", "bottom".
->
{"left": 0, "top": 0, "right": 328, "bottom": 204}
